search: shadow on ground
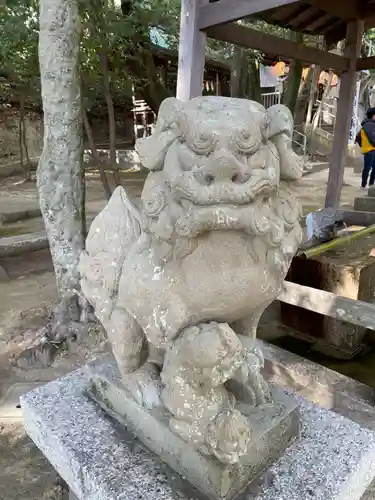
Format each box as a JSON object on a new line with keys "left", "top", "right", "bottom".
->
{"left": 0, "top": 422, "right": 68, "bottom": 500}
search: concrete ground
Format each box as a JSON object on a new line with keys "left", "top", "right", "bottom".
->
{"left": 0, "top": 171, "right": 146, "bottom": 500}
{"left": 0, "top": 164, "right": 369, "bottom": 500}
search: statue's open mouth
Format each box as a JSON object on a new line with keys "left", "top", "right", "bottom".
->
{"left": 175, "top": 202, "right": 272, "bottom": 239}
{"left": 173, "top": 177, "right": 274, "bottom": 206}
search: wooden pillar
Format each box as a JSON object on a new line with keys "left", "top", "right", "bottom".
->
{"left": 176, "top": 0, "right": 207, "bottom": 101}
{"left": 325, "top": 20, "right": 364, "bottom": 208}
{"left": 215, "top": 71, "right": 220, "bottom": 96}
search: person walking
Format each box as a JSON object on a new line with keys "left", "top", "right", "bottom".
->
{"left": 356, "top": 107, "right": 375, "bottom": 189}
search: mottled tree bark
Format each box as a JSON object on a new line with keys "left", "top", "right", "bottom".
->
{"left": 38, "top": 0, "right": 84, "bottom": 335}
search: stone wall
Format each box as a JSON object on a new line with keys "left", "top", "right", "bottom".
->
{"left": 0, "top": 110, "right": 43, "bottom": 165}
{"left": 0, "top": 108, "right": 137, "bottom": 169}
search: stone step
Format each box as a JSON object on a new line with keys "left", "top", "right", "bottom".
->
{"left": 0, "top": 231, "right": 48, "bottom": 258}
{"left": 0, "top": 159, "right": 39, "bottom": 179}
{"left": 0, "top": 208, "right": 41, "bottom": 224}
{"left": 259, "top": 340, "right": 375, "bottom": 431}
{"left": 354, "top": 196, "right": 375, "bottom": 213}
{"left": 302, "top": 161, "right": 329, "bottom": 175}
{"left": 21, "top": 355, "right": 375, "bottom": 500}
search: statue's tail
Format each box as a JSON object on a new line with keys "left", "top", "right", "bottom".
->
{"left": 79, "top": 186, "right": 141, "bottom": 323}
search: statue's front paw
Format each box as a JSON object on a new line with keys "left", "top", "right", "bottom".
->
{"left": 122, "top": 362, "right": 163, "bottom": 410}
{"left": 237, "top": 369, "right": 272, "bottom": 406}
{"left": 229, "top": 346, "right": 272, "bottom": 406}
{"left": 206, "top": 409, "right": 251, "bottom": 465}
{"left": 245, "top": 347, "right": 272, "bottom": 405}
{"left": 250, "top": 373, "right": 272, "bottom": 406}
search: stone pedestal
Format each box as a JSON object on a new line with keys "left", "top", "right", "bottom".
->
{"left": 353, "top": 185, "right": 375, "bottom": 213}
{"left": 87, "top": 358, "right": 299, "bottom": 500}
{"left": 354, "top": 197, "right": 375, "bottom": 213}
{"left": 281, "top": 233, "right": 375, "bottom": 358}
{"left": 21, "top": 358, "right": 375, "bottom": 500}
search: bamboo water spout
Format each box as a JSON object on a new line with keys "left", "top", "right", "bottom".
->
{"left": 298, "top": 224, "right": 375, "bottom": 259}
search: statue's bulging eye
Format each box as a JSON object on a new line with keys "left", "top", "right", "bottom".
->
{"left": 234, "top": 128, "right": 261, "bottom": 155}
{"left": 188, "top": 132, "right": 214, "bottom": 155}
{"left": 181, "top": 120, "right": 215, "bottom": 155}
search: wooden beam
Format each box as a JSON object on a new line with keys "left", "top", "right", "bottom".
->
{"left": 0, "top": 232, "right": 48, "bottom": 258}
{"left": 205, "top": 24, "right": 349, "bottom": 70}
{"left": 357, "top": 56, "right": 375, "bottom": 71}
{"left": 279, "top": 281, "right": 375, "bottom": 331}
{"left": 198, "top": 0, "right": 302, "bottom": 30}
{"left": 365, "top": 16, "right": 375, "bottom": 31}
{"left": 288, "top": 6, "right": 319, "bottom": 29}
{"left": 176, "top": 0, "right": 207, "bottom": 101}
{"left": 359, "top": 2, "right": 375, "bottom": 29}
{"left": 270, "top": 3, "right": 304, "bottom": 23}
{"left": 324, "top": 22, "right": 347, "bottom": 48}
{"left": 305, "top": 12, "right": 333, "bottom": 32}
{"left": 307, "top": 0, "right": 360, "bottom": 20}
{"left": 325, "top": 20, "right": 364, "bottom": 208}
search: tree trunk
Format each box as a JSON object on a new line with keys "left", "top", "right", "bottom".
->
{"left": 231, "top": 46, "right": 242, "bottom": 98}
{"left": 117, "top": 1, "right": 171, "bottom": 113}
{"left": 99, "top": 52, "right": 121, "bottom": 187}
{"left": 312, "top": 71, "right": 334, "bottom": 131}
{"left": 18, "top": 92, "right": 32, "bottom": 180}
{"left": 81, "top": 153, "right": 87, "bottom": 241}
{"left": 283, "top": 32, "right": 303, "bottom": 116}
{"left": 38, "top": 0, "right": 84, "bottom": 335}
{"left": 18, "top": 103, "right": 24, "bottom": 171}
{"left": 247, "top": 59, "right": 261, "bottom": 103}
{"left": 230, "top": 48, "right": 261, "bottom": 103}
{"left": 126, "top": 49, "right": 171, "bottom": 114}
{"left": 22, "top": 118, "right": 32, "bottom": 178}
{"left": 293, "top": 67, "right": 312, "bottom": 127}
{"left": 82, "top": 107, "right": 112, "bottom": 199}
{"left": 306, "top": 65, "right": 320, "bottom": 127}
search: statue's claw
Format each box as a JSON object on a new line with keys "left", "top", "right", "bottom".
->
{"left": 228, "top": 346, "right": 272, "bottom": 406}
{"left": 122, "top": 362, "right": 163, "bottom": 410}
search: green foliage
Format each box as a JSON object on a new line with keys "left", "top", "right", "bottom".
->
{"left": 0, "top": 0, "right": 40, "bottom": 107}
{"left": 365, "top": 28, "right": 375, "bottom": 43}
{"left": 0, "top": 0, "right": 180, "bottom": 113}
{"left": 0, "top": 0, "right": 323, "bottom": 114}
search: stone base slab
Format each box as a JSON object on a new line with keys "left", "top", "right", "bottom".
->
{"left": 311, "top": 338, "right": 369, "bottom": 360}
{"left": 87, "top": 359, "right": 299, "bottom": 500}
{"left": 275, "top": 325, "right": 368, "bottom": 360}
{"left": 21, "top": 360, "right": 375, "bottom": 500}
{"left": 354, "top": 196, "right": 375, "bottom": 213}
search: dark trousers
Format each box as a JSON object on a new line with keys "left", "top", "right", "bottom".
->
{"left": 362, "top": 150, "right": 375, "bottom": 187}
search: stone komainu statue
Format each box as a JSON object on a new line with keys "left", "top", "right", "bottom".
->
{"left": 79, "top": 96, "right": 302, "bottom": 464}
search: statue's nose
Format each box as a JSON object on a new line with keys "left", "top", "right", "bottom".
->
{"left": 194, "top": 150, "right": 244, "bottom": 185}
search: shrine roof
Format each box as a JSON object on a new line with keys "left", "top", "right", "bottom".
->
{"left": 248, "top": 1, "right": 375, "bottom": 45}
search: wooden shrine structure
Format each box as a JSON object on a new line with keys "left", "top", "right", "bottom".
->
{"left": 174, "top": 0, "right": 375, "bottom": 356}
{"left": 176, "top": 0, "right": 375, "bottom": 209}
